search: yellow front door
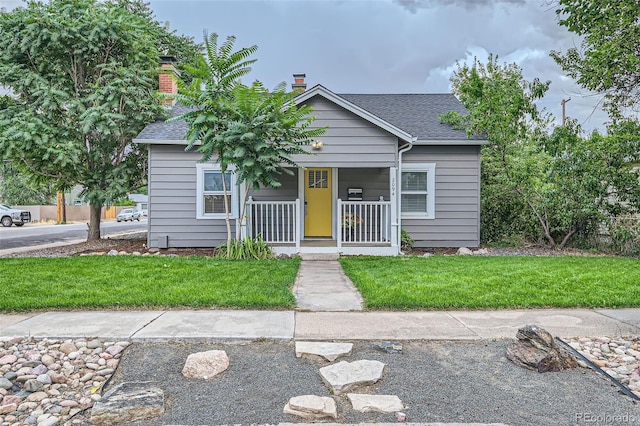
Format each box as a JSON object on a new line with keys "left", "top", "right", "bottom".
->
{"left": 304, "top": 168, "right": 332, "bottom": 237}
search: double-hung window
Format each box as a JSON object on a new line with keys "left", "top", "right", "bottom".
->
{"left": 401, "top": 163, "right": 435, "bottom": 219}
{"left": 196, "top": 164, "right": 237, "bottom": 219}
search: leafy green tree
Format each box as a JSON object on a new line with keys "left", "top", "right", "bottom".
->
{"left": 0, "top": 161, "right": 56, "bottom": 206}
{"left": 173, "top": 33, "right": 325, "bottom": 253}
{"left": 0, "top": 0, "right": 197, "bottom": 241}
{"left": 443, "top": 55, "right": 640, "bottom": 248}
{"left": 551, "top": 0, "right": 640, "bottom": 115}
{"left": 541, "top": 120, "right": 640, "bottom": 246}
{"left": 440, "top": 55, "right": 553, "bottom": 245}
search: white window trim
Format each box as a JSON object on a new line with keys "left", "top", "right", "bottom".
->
{"left": 196, "top": 163, "right": 238, "bottom": 220}
{"left": 401, "top": 163, "right": 435, "bottom": 219}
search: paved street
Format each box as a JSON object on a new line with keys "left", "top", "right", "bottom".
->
{"left": 0, "top": 219, "right": 147, "bottom": 250}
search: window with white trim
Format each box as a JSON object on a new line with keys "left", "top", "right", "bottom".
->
{"left": 196, "top": 164, "right": 238, "bottom": 219}
{"left": 401, "top": 163, "right": 435, "bottom": 219}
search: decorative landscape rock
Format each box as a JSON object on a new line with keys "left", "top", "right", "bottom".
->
{"left": 283, "top": 395, "right": 337, "bottom": 419}
{"left": 295, "top": 341, "right": 353, "bottom": 362}
{"left": 347, "top": 393, "right": 404, "bottom": 413}
{"left": 456, "top": 247, "right": 473, "bottom": 255}
{"left": 506, "top": 324, "right": 578, "bottom": 372}
{"left": 182, "top": 350, "right": 229, "bottom": 379}
{"left": 0, "top": 378, "right": 12, "bottom": 389}
{"left": 90, "top": 382, "right": 164, "bottom": 425}
{"left": 373, "top": 341, "right": 403, "bottom": 354}
{"left": 319, "top": 360, "right": 386, "bottom": 395}
{"left": 565, "top": 336, "right": 640, "bottom": 397}
{"left": 0, "top": 337, "right": 128, "bottom": 426}
{"left": 0, "top": 355, "right": 17, "bottom": 365}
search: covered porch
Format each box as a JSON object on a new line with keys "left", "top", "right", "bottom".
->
{"left": 242, "top": 167, "right": 399, "bottom": 255}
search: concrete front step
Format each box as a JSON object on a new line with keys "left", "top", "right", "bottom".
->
{"left": 299, "top": 253, "right": 340, "bottom": 261}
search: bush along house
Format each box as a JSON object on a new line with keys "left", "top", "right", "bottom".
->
{"left": 134, "top": 64, "right": 487, "bottom": 255}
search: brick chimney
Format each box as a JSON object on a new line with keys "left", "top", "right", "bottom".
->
{"left": 159, "top": 55, "right": 177, "bottom": 106}
{"left": 292, "top": 73, "right": 306, "bottom": 92}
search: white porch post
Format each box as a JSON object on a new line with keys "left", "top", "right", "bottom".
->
{"left": 295, "top": 198, "right": 301, "bottom": 252}
{"left": 389, "top": 167, "right": 398, "bottom": 250}
{"left": 337, "top": 198, "right": 343, "bottom": 251}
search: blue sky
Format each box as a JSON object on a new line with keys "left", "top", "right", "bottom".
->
{"left": 1, "top": 0, "right": 610, "bottom": 131}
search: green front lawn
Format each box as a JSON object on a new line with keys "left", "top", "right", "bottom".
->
{"left": 0, "top": 256, "right": 299, "bottom": 312}
{"left": 340, "top": 255, "right": 640, "bottom": 310}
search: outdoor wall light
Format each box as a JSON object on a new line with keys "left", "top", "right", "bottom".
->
{"left": 311, "top": 140, "right": 324, "bottom": 150}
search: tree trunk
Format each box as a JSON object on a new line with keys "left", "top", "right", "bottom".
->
{"left": 87, "top": 202, "right": 102, "bottom": 241}
{"left": 236, "top": 185, "right": 251, "bottom": 241}
{"left": 558, "top": 228, "right": 578, "bottom": 249}
{"left": 526, "top": 200, "right": 557, "bottom": 248}
{"left": 222, "top": 175, "right": 231, "bottom": 258}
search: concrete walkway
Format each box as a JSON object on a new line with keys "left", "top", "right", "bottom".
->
{"left": 2, "top": 308, "right": 640, "bottom": 342}
{"left": 292, "top": 254, "right": 363, "bottom": 311}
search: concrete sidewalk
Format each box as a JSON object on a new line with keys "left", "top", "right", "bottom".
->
{"left": 1, "top": 308, "right": 639, "bottom": 341}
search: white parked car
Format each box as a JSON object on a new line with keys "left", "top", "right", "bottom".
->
{"left": 0, "top": 204, "right": 31, "bottom": 227}
{"left": 116, "top": 208, "right": 141, "bottom": 222}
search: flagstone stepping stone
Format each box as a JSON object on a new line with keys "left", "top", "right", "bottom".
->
{"left": 347, "top": 393, "right": 404, "bottom": 413}
{"left": 319, "top": 360, "right": 386, "bottom": 395}
{"left": 295, "top": 341, "right": 353, "bottom": 362}
{"left": 182, "top": 350, "right": 229, "bottom": 379}
{"left": 283, "top": 395, "right": 337, "bottom": 419}
{"left": 90, "top": 382, "right": 164, "bottom": 425}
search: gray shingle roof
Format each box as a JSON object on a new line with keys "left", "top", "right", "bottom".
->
{"left": 135, "top": 92, "right": 476, "bottom": 142}
{"left": 135, "top": 104, "right": 192, "bottom": 141}
{"left": 339, "top": 93, "right": 474, "bottom": 141}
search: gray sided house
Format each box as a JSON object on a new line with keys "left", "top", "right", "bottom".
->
{"left": 134, "top": 77, "right": 486, "bottom": 255}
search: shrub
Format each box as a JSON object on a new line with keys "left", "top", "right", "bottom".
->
{"left": 608, "top": 217, "right": 640, "bottom": 257}
{"left": 400, "top": 229, "right": 415, "bottom": 252}
{"left": 480, "top": 185, "right": 539, "bottom": 245}
{"left": 215, "top": 234, "right": 275, "bottom": 260}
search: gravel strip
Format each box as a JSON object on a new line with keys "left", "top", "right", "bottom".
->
{"left": 61, "top": 339, "right": 640, "bottom": 426}
{"left": 3, "top": 337, "right": 640, "bottom": 425}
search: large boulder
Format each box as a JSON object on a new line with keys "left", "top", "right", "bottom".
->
{"left": 456, "top": 247, "right": 473, "bottom": 255}
{"left": 506, "top": 324, "right": 578, "bottom": 372}
{"left": 90, "top": 382, "right": 164, "bottom": 425}
{"left": 182, "top": 350, "right": 229, "bottom": 379}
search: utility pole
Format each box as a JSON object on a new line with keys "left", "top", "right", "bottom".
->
{"left": 56, "top": 191, "right": 62, "bottom": 223}
{"left": 561, "top": 98, "right": 571, "bottom": 126}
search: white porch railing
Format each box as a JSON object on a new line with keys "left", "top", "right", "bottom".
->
{"left": 246, "top": 197, "right": 300, "bottom": 250}
{"left": 337, "top": 199, "right": 391, "bottom": 246}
